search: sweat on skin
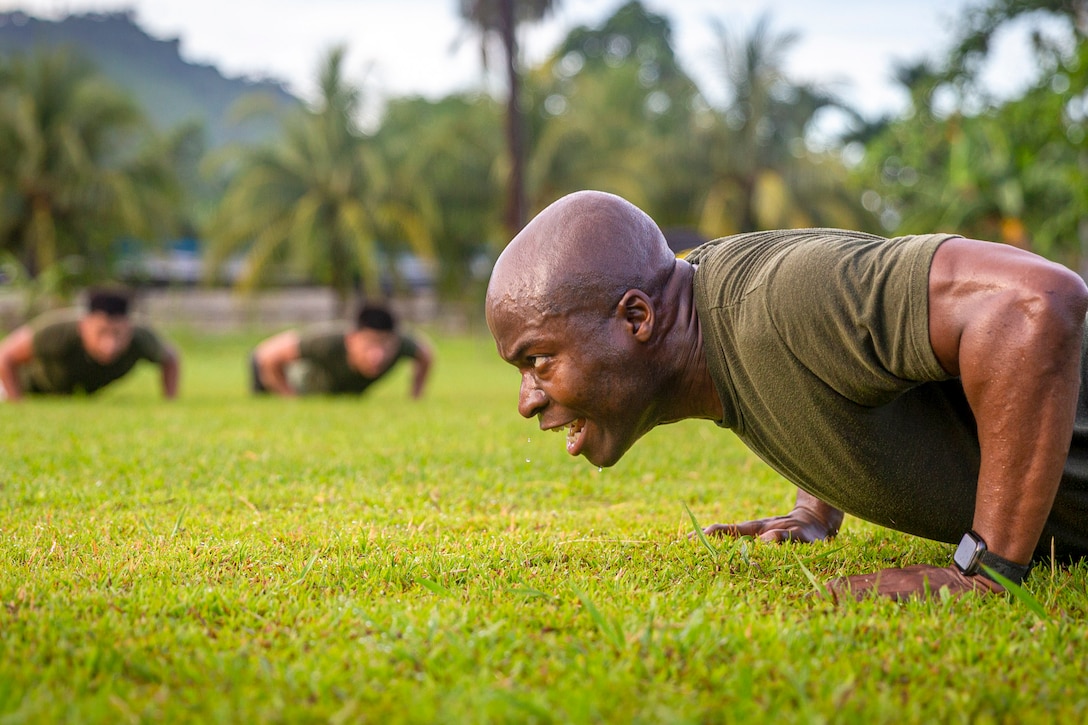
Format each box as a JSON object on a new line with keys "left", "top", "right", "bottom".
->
{"left": 485, "top": 189, "right": 1088, "bottom": 601}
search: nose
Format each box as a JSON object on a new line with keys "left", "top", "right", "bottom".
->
{"left": 100, "top": 338, "right": 120, "bottom": 360}
{"left": 517, "top": 375, "right": 546, "bottom": 419}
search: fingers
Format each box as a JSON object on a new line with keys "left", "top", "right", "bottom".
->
{"left": 699, "top": 523, "right": 797, "bottom": 542}
{"left": 700, "top": 523, "right": 741, "bottom": 538}
{"left": 826, "top": 565, "right": 1006, "bottom": 602}
{"left": 702, "top": 520, "right": 779, "bottom": 539}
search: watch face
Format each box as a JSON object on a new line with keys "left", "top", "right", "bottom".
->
{"left": 953, "top": 532, "right": 985, "bottom": 573}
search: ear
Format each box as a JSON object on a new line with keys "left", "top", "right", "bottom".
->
{"left": 617, "top": 290, "right": 654, "bottom": 342}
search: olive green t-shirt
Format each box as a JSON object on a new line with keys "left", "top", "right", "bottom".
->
{"left": 690, "top": 229, "right": 1088, "bottom": 559}
{"left": 291, "top": 326, "right": 420, "bottom": 395}
{"left": 689, "top": 229, "right": 1088, "bottom": 556}
{"left": 22, "top": 309, "right": 170, "bottom": 395}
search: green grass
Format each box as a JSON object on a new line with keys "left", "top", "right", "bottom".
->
{"left": 2, "top": 330, "right": 1088, "bottom": 723}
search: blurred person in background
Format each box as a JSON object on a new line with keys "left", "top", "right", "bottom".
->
{"left": 250, "top": 302, "right": 432, "bottom": 398}
{"left": 0, "top": 288, "right": 179, "bottom": 400}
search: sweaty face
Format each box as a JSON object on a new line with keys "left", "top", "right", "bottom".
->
{"left": 79, "top": 313, "right": 134, "bottom": 364}
{"left": 346, "top": 329, "right": 399, "bottom": 378}
{"left": 487, "top": 300, "right": 658, "bottom": 468}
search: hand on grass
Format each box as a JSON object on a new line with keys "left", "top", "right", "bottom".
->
{"left": 701, "top": 507, "right": 837, "bottom": 544}
{"left": 825, "top": 564, "right": 1005, "bottom": 602}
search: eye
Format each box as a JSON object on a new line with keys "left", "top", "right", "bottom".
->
{"left": 526, "top": 355, "right": 549, "bottom": 370}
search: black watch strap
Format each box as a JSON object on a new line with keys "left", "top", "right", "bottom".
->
{"left": 977, "top": 548, "right": 1032, "bottom": 585}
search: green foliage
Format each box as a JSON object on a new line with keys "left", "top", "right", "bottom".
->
{"left": 204, "top": 47, "right": 432, "bottom": 305}
{"left": 2, "top": 332, "right": 1088, "bottom": 722}
{"left": 0, "top": 48, "right": 181, "bottom": 278}
{"left": 694, "top": 14, "right": 870, "bottom": 236}
{"left": 853, "top": 0, "right": 1088, "bottom": 266}
{"left": 377, "top": 94, "right": 504, "bottom": 298}
{"left": 526, "top": 1, "right": 703, "bottom": 225}
{"left": 6, "top": 0, "right": 1088, "bottom": 302}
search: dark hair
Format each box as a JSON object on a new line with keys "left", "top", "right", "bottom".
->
{"left": 87, "top": 288, "right": 131, "bottom": 317}
{"left": 355, "top": 303, "right": 395, "bottom": 332}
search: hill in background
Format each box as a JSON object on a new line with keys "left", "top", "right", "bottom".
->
{"left": 0, "top": 10, "right": 300, "bottom": 148}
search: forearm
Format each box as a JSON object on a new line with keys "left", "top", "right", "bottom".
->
{"left": 0, "top": 361, "right": 23, "bottom": 400}
{"left": 968, "top": 337, "right": 1081, "bottom": 564}
{"left": 259, "top": 362, "right": 295, "bottom": 396}
{"left": 410, "top": 347, "right": 432, "bottom": 399}
{"left": 161, "top": 358, "right": 180, "bottom": 399}
{"left": 0, "top": 328, "right": 33, "bottom": 401}
{"left": 411, "top": 363, "right": 429, "bottom": 398}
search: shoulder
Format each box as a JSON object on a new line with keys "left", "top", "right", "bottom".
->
{"left": 398, "top": 334, "right": 423, "bottom": 357}
{"left": 298, "top": 326, "right": 347, "bottom": 357}
{"left": 130, "top": 324, "right": 171, "bottom": 361}
{"left": 691, "top": 229, "right": 955, "bottom": 302}
{"left": 29, "top": 309, "right": 82, "bottom": 354}
{"left": 29, "top": 308, "right": 81, "bottom": 335}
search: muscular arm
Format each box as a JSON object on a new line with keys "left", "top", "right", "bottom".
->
{"left": 0, "top": 326, "right": 34, "bottom": 401}
{"left": 929, "top": 237, "right": 1087, "bottom": 565}
{"left": 831, "top": 238, "right": 1088, "bottom": 601}
{"left": 253, "top": 331, "right": 302, "bottom": 396}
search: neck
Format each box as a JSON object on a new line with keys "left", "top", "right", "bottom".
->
{"left": 651, "top": 261, "right": 724, "bottom": 425}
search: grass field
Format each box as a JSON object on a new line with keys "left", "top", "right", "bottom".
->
{"left": 2, "top": 329, "right": 1088, "bottom": 723}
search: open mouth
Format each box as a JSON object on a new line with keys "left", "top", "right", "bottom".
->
{"left": 565, "top": 418, "right": 587, "bottom": 455}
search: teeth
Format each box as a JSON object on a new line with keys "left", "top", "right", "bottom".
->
{"left": 566, "top": 419, "right": 585, "bottom": 449}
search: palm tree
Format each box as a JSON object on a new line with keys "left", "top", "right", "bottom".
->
{"left": 205, "top": 47, "right": 430, "bottom": 310}
{"left": 526, "top": 1, "right": 703, "bottom": 221}
{"left": 458, "top": 0, "right": 558, "bottom": 234}
{"left": 0, "top": 49, "right": 179, "bottom": 279}
{"left": 698, "top": 15, "right": 862, "bottom": 234}
{"left": 377, "top": 94, "right": 504, "bottom": 299}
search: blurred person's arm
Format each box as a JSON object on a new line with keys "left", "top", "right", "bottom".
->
{"left": 409, "top": 339, "right": 433, "bottom": 399}
{"left": 0, "top": 326, "right": 34, "bottom": 401}
{"left": 160, "top": 343, "right": 180, "bottom": 399}
{"left": 254, "top": 331, "right": 301, "bottom": 396}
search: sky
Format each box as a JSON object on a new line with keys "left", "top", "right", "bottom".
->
{"left": 0, "top": 0, "right": 1054, "bottom": 122}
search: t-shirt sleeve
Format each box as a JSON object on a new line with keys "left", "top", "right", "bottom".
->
{"left": 130, "top": 326, "right": 170, "bottom": 364}
{"left": 297, "top": 334, "right": 320, "bottom": 360}
{"left": 31, "top": 323, "right": 69, "bottom": 359}
{"left": 297, "top": 329, "right": 343, "bottom": 361}
{"left": 398, "top": 335, "right": 420, "bottom": 360}
{"left": 764, "top": 233, "right": 957, "bottom": 404}
{"left": 30, "top": 312, "right": 81, "bottom": 359}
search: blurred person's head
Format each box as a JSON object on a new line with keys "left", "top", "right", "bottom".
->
{"left": 80, "top": 289, "right": 135, "bottom": 364}
{"left": 346, "top": 302, "right": 399, "bottom": 378}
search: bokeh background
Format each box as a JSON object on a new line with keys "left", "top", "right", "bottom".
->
{"left": 0, "top": 0, "right": 1083, "bottom": 330}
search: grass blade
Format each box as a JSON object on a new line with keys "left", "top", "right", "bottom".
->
{"left": 170, "top": 507, "right": 187, "bottom": 538}
{"left": 790, "top": 547, "right": 829, "bottom": 598}
{"left": 982, "top": 566, "right": 1049, "bottom": 621}
{"left": 416, "top": 576, "right": 454, "bottom": 598}
{"left": 571, "top": 584, "right": 624, "bottom": 649}
{"left": 682, "top": 503, "right": 719, "bottom": 559}
{"left": 289, "top": 551, "right": 320, "bottom": 588}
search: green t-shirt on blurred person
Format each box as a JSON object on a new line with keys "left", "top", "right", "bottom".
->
{"left": 290, "top": 326, "right": 421, "bottom": 395}
{"left": 20, "top": 309, "right": 170, "bottom": 395}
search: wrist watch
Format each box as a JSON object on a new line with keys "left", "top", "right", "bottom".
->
{"left": 953, "top": 531, "right": 1032, "bottom": 585}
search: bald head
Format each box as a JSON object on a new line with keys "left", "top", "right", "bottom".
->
{"left": 486, "top": 191, "right": 677, "bottom": 319}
